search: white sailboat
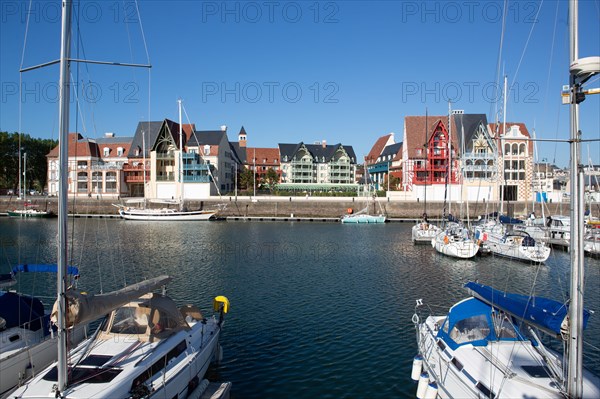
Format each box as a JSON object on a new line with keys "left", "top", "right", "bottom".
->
{"left": 118, "top": 101, "right": 220, "bottom": 221}
{"left": 431, "top": 105, "right": 479, "bottom": 259}
{"left": 0, "top": 265, "right": 85, "bottom": 396}
{"left": 8, "top": 153, "right": 53, "bottom": 218}
{"left": 412, "top": 111, "right": 440, "bottom": 243}
{"left": 412, "top": 1, "right": 600, "bottom": 397}
{"left": 9, "top": 2, "right": 230, "bottom": 398}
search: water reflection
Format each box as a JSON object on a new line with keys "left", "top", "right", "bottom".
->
{"left": 1, "top": 218, "right": 599, "bottom": 398}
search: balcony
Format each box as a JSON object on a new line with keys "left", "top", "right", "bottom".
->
{"left": 183, "top": 175, "right": 212, "bottom": 183}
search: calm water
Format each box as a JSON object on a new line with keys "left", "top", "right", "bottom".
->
{"left": 2, "top": 218, "right": 600, "bottom": 398}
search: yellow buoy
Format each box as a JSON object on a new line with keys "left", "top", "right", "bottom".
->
{"left": 213, "top": 296, "right": 230, "bottom": 314}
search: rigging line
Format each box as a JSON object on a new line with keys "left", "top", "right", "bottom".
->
{"left": 509, "top": 0, "right": 545, "bottom": 91}
{"left": 541, "top": 1, "right": 561, "bottom": 123}
{"left": 491, "top": 0, "right": 508, "bottom": 123}
{"left": 134, "top": 0, "right": 152, "bottom": 65}
{"left": 182, "top": 103, "right": 223, "bottom": 198}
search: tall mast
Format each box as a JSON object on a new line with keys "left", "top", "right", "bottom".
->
{"left": 57, "top": 0, "right": 73, "bottom": 392}
{"left": 568, "top": 0, "right": 584, "bottom": 395}
{"left": 447, "top": 101, "right": 452, "bottom": 215}
{"left": 178, "top": 99, "right": 183, "bottom": 207}
{"left": 500, "top": 75, "right": 507, "bottom": 217}
{"left": 424, "top": 109, "right": 428, "bottom": 216}
{"left": 23, "top": 152, "right": 26, "bottom": 203}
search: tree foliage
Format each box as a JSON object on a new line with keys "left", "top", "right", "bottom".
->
{"left": 0, "top": 132, "right": 57, "bottom": 192}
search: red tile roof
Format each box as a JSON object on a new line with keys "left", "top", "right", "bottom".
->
{"left": 47, "top": 133, "right": 100, "bottom": 158}
{"left": 365, "top": 134, "right": 392, "bottom": 164}
{"left": 404, "top": 116, "right": 459, "bottom": 159}
{"left": 246, "top": 147, "right": 280, "bottom": 166}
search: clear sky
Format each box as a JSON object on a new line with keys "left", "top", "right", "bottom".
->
{"left": 1, "top": 0, "right": 599, "bottom": 167}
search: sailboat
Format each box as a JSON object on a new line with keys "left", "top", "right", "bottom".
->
{"left": 431, "top": 106, "right": 479, "bottom": 259}
{"left": 341, "top": 186, "right": 386, "bottom": 224}
{"left": 7, "top": 153, "right": 53, "bottom": 218}
{"left": 117, "top": 101, "right": 220, "bottom": 221}
{"left": 412, "top": 112, "right": 441, "bottom": 243}
{"left": 0, "top": 265, "right": 85, "bottom": 396}
{"left": 9, "top": 2, "right": 230, "bottom": 398}
{"left": 412, "top": 1, "right": 600, "bottom": 397}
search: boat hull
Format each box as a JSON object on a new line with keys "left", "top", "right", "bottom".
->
{"left": 412, "top": 223, "right": 439, "bottom": 243}
{"left": 7, "top": 210, "right": 53, "bottom": 218}
{"left": 0, "top": 325, "right": 86, "bottom": 397}
{"left": 119, "top": 208, "right": 216, "bottom": 221}
{"left": 340, "top": 215, "right": 386, "bottom": 224}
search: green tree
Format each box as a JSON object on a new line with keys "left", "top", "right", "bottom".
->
{"left": 263, "top": 168, "right": 279, "bottom": 193}
{"left": 0, "top": 132, "right": 57, "bottom": 192}
{"left": 238, "top": 168, "right": 255, "bottom": 191}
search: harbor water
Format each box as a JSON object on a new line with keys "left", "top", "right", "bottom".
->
{"left": 2, "top": 218, "right": 600, "bottom": 398}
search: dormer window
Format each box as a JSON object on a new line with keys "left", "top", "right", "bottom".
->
{"left": 117, "top": 147, "right": 124, "bottom": 156}
{"left": 103, "top": 147, "right": 110, "bottom": 157}
{"left": 134, "top": 146, "right": 141, "bottom": 157}
{"left": 204, "top": 145, "right": 210, "bottom": 156}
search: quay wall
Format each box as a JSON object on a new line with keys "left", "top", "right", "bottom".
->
{"left": 0, "top": 196, "right": 578, "bottom": 220}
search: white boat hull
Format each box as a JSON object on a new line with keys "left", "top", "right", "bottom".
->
{"left": 432, "top": 229, "right": 479, "bottom": 259}
{"left": 412, "top": 223, "right": 440, "bottom": 243}
{"left": 119, "top": 208, "right": 216, "bottom": 221}
{"left": 415, "top": 314, "right": 600, "bottom": 398}
{"left": 340, "top": 214, "right": 386, "bottom": 224}
{"left": 0, "top": 325, "right": 86, "bottom": 397}
{"left": 9, "top": 315, "right": 221, "bottom": 399}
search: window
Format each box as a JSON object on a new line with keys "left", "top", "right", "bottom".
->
{"left": 449, "top": 314, "right": 490, "bottom": 345}
{"left": 204, "top": 145, "right": 210, "bottom": 156}
{"left": 103, "top": 147, "right": 110, "bottom": 157}
{"left": 117, "top": 147, "right": 124, "bottom": 156}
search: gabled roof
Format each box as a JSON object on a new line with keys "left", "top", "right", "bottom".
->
{"left": 246, "top": 147, "right": 280, "bottom": 166}
{"left": 365, "top": 134, "right": 393, "bottom": 162}
{"left": 47, "top": 133, "right": 101, "bottom": 158}
{"left": 278, "top": 142, "right": 357, "bottom": 164}
{"left": 488, "top": 122, "right": 533, "bottom": 154}
{"left": 127, "top": 121, "right": 162, "bottom": 158}
{"left": 405, "top": 116, "right": 456, "bottom": 159}
{"left": 229, "top": 142, "right": 246, "bottom": 164}
{"left": 186, "top": 130, "right": 227, "bottom": 147}
{"left": 128, "top": 120, "right": 195, "bottom": 158}
{"left": 380, "top": 142, "right": 402, "bottom": 159}
{"left": 452, "top": 114, "right": 489, "bottom": 151}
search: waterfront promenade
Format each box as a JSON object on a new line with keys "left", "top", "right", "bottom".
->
{"left": 0, "top": 195, "right": 580, "bottom": 220}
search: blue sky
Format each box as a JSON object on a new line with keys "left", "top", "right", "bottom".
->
{"left": 1, "top": 0, "right": 599, "bottom": 167}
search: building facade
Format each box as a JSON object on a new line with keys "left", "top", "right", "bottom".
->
{"left": 47, "top": 132, "right": 131, "bottom": 198}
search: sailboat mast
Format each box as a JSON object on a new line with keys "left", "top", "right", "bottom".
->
{"left": 178, "top": 99, "right": 183, "bottom": 207}
{"left": 500, "top": 75, "right": 507, "bottom": 216}
{"left": 23, "top": 152, "right": 26, "bottom": 203}
{"left": 447, "top": 101, "right": 452, "bottom": 215}
{"left": 424, "top": 109, "right": 427, "bottom": 215}
{"left": 568, "top": 0, "right": 584, "bottom": 395}
{"left": 57, "top": 0, "right": 73, "bottom": 392}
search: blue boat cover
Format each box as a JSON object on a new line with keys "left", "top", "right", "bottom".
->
{"left": 436, "top": 297, "right": 525, "bottom": 350}
{"left": 12, "top": 264, "right": 79, "bottom": 276}
{"left": 499, "top": 215, "right": 524, "bottom": 225}
{"left": 465, "top": 281, "right": 591, "bottom": 336}
{"left": 0, "top": 291, "right": 50, "bottom": 333}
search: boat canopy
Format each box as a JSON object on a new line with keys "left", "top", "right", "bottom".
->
{"left": 0, "top": 291, "right": 50, "bottom": 332}
{"left": 52, "top": 275, "right": 172, "bottom": 327}
{"left": 499, "top": 215, "right": 524, "bottom": 224}
{"left": 465, "top": 281, "right": 591, "bottom": 337}
{"left": 437, "top": 296, "right": 525, "bottom": 350}
{"left": 12, "top": 264, "right": 79, "bottom": 277}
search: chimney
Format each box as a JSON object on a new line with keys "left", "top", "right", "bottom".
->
{"left": 104, "top": 132, "right": 115, "bottom": 138}
{"left": 220, "top": 125, "right": 227, "bottom": 132}
{"left": 321, "top": 139, "right": 326, "bottom": 148}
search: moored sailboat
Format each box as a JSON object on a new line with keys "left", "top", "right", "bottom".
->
{"left": 412, "top": 1, "right": 600, "bottom": 396}
{"left": 8, "top": 2, "right": 230, "bottom": 398}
